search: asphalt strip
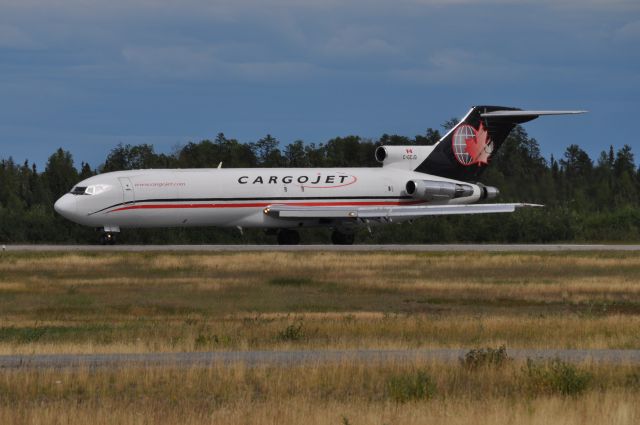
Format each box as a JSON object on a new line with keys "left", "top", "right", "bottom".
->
{"left": 2, "top": 349, "right": 640, "bottom": 369}
{"left": 4, "top": 244, "right": 640, "bottom": 252}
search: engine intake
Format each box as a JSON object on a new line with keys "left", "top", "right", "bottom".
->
{"left": 374, "top": 146, "right": 387, "bottom": 163}
{"left": 406, "top": 180, "right": 475, "bottom": 201}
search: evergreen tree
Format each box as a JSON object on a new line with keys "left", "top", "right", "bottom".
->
{"left": 0, "top": 130, "right": 639, "bottom": 243}
{"left": 284, "top": 140, "right": 308, "bottom": 167}
{"left": 255, "top": 135, "right": 283, "bottom": 167}
{"left": 43, "top": 148, "right": 78, "bottom": 200}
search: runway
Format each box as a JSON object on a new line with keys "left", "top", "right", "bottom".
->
{"left": 2, "top": 349, "right": 640, "bottom": 369}
{"left": 4, "top": 244, "right": 640, "bottom": 252}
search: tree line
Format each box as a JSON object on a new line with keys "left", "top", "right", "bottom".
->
{"left": 0, "top": 125, "right": 638, "bottom": 244}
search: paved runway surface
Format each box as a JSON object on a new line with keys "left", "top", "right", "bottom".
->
{"left": 2, "top": 349, "right": 640, "bottom": 369}
{"left": 4, "top": 244, "right": 640, "bottom": 252}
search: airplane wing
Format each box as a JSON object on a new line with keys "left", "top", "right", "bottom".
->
{"left": 264, "top": 203, "right": 542, "bottom": 220}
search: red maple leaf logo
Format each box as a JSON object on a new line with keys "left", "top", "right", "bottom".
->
{"left": 464, "top": 122, "right": 493, "bottom": 166}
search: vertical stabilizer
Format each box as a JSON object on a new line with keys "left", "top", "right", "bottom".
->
{"left": 414, "top": 106, "right": 585, "bottom": 181}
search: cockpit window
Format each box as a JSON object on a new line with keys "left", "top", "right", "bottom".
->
{"left": 70, "top": 184, "right": 110, "bottom": 196}
{"left": 89, "top": 184, "right": 109, "bottom": 195}
{"left": 71, "top": 186, "right": 87, "bottom": 195}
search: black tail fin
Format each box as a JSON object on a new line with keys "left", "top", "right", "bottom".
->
{"left": 414, "top": 105, "right": 585, "bottom": 181}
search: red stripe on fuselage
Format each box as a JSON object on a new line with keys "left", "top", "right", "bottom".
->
{"left": 107, "top": 200, "right": 426, "bottom": 213}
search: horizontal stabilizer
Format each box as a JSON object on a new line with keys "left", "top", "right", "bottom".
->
{"left": 480, "top": 110, "right": 587, "bottom": 118}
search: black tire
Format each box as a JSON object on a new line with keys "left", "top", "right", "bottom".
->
{"left": 277, "top": 229, "right": 300, "bottom": 245}
{"left": 99, "top": 232, "right": 116, "bottom": 245}
{"left": 331, "top": 230, "right": 355, "bottom": 245}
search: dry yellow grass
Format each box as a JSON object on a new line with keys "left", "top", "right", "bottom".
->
{"left": 1, "top": 359, "right": 639, "bottom": 425}
{"left": 2, "top": 313, "right": 639, "bottom": 355}
{"left": 3, "top": 396, "right": 640, "bottom": 425}
{"left": 0, "top": 251, "right": 639, "bottom": 354}
{"left": 1, "top": 251, "right": 640, "bottom": 423}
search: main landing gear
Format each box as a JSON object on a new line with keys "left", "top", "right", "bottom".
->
{"left": 98, "top": 232, "right": 116, "bottom": 245}
{"left": 331, "top": 230, "right": 355, "bottom": 245}
{"left": 277, "top": 229, "right": 300, "bottom": 245}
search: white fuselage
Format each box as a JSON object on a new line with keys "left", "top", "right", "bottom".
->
{"left": 54, "top": 167, "right": 483, "bottom": 229}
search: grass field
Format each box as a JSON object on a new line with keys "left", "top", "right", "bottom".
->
{"left": 1, "top": 358, "right": 640, "bottom": 424}
{"left": 1, "top": 250, "right": 640, "bottom": 424}
{"left": 1, "top": 251, "right": 640, "bottom": 354}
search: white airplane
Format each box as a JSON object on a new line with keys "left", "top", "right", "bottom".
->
{"left": 54, "top": 105, "right": 585, "bottom": 245}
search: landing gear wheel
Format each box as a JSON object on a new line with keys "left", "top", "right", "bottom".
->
{"left": 331, "top": 230, "right": 355, "bottom": 245}
{"left": 99, "top": 232, "right": 116, "bottom": 245}
{"left": 277, "top": 229, "right": 300, "bottom": 245}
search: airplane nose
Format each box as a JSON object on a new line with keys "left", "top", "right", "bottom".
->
{"left": 54, "top": 194, "right": 77, "bottom": 218}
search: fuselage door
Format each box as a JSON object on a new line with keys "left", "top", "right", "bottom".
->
{"left": 118, "top": 177, "right": 135, "bottom": 204}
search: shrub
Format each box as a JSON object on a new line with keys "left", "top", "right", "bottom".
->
{"left": 386, "top": 370, "right": 436, "bottom": 403}
{"left": 194, "top": 334, "right": 219, "bottom": 349}
{"left": 524, "top": 358, "right": 591, "bottom": 396}
{"left": 461, "top": 345, "right": 510, "bottom": 370}
{"left": 277, "top": 322, "right": 304, "bottom": 342}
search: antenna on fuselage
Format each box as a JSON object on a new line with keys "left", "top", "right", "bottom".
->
{"left": 217, "top": 162, "right": 222, "bottom": 169}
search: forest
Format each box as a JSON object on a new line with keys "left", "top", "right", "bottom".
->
{"left": 0, "top": 123, "right": 638, "bottom": 244}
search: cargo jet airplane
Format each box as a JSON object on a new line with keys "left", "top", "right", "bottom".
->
{"left": 54, "top": 106, "right": 585, "bottom": 245}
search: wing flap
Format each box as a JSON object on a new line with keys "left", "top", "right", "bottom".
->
{"left": 267, "top": 203, "right": 542, "bottom": 220}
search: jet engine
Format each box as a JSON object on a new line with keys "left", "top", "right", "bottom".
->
{"left": 405, "top": 180, "right": 474, "bottom": 201}
{"left": 478, "top": 184, "right": 500, "bottom": 200}
{"left": 374, "top": 145, "right": 436, "bottom": 170}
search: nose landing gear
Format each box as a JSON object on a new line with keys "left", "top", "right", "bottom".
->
{"left": 98, "top": 226, "right": 120, "bottom": 245}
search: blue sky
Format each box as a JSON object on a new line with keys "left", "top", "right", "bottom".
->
{"left": 1, "top": 0, "right": 639, "bottom": 168}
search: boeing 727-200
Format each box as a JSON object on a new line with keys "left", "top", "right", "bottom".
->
{"left": 54, "top": 105, "right": 585, "bottom": 245}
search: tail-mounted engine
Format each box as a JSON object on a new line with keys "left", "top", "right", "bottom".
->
{"left": 375, "top": 145, "right": 436, "bottom": 170}
{"left": 405, "top": 180, "right": 474, "bottom": 201}
{"left": 405, "top": 180, "right": 500, "bottom": 201}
